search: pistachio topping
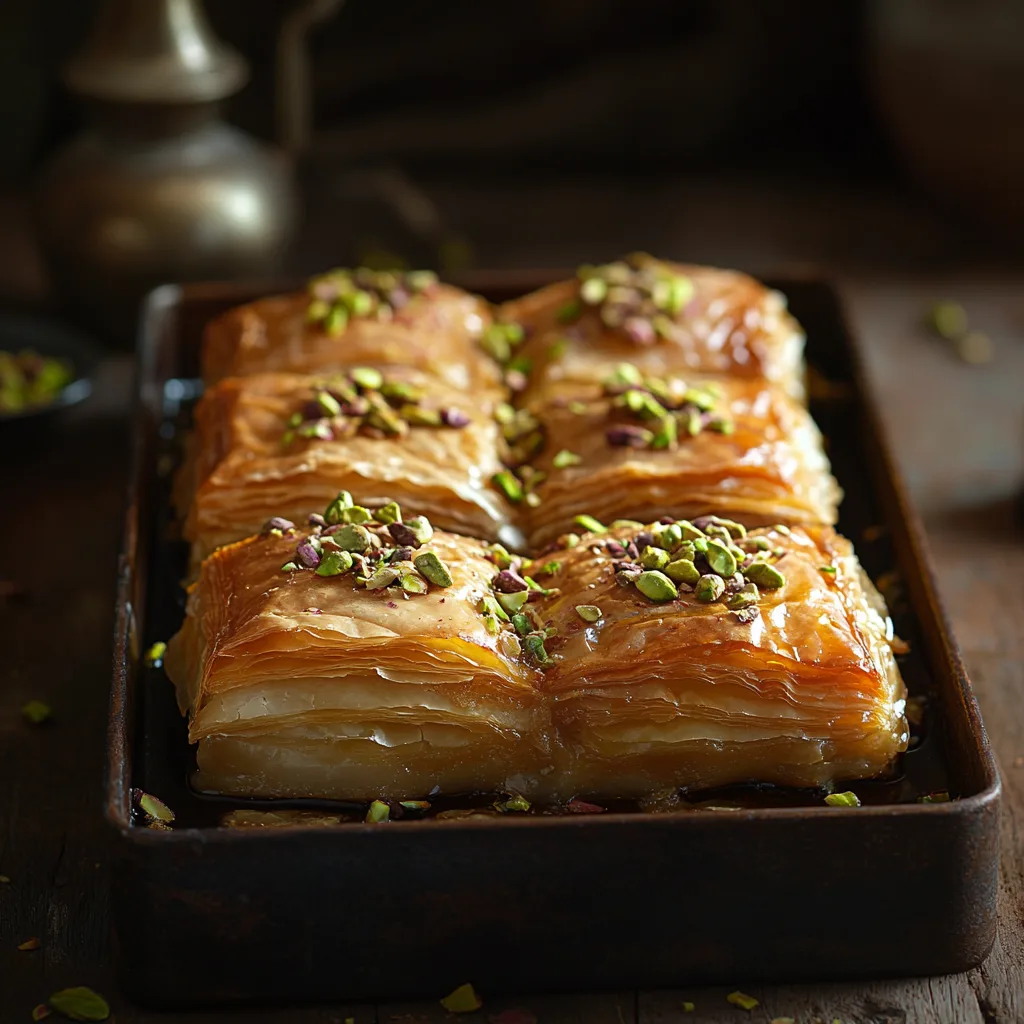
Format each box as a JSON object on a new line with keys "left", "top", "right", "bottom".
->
{"left": 742, "top": 561, "right": 786, "bottom": 589}
{"left": 306, "top": 266, "right": 437, "bottom": 333}
{"left": 597, "top": 362, "right": 733, "bottom": 450}
{"left": 495, "top": 793, "right": 532, "bottom": 813}
{"left": 694, "top": 574, "right": 726, "bottom": 603}
{"left": 552, "top": 448, "right": 582, "bottom": 469}
{"left": 136, "top": 790, "right": 175, "bottom": 824}
{"left": 281, "top": 368, "right": 469, "bottom": 448}
{"left": 492, "top": 469, "right": 524, "bottom": 503}
{"left": 573, "top": 254, "right": 695, "bottom": 342}
{"left": 413, "top": 551, "right": 454, "bottom": 587}
{"left": 705, "top": 538, "right": 738, "bottom": 577}
{"left": 726, "top": 991, "right": 759, "bottom": 1012}
{"left": 824, "top": 791, "right": 861, "bottom": 808}
{"left": 277, "top": 503, "right": 453, "bottom": 596}
{"left": 365, "top": 799, "right": 390, "bottom": 823}
{"left": 635, "top": 570, "right": 678, "bottom": 602}
{"left": 574, "top": 513, "right": 606, "bottom": 534}
{"left": 575, "top": 604, "right": 603, "bottom": 622}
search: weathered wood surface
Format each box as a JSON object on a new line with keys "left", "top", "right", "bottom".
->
{"left": 1, "top": 280, "right": 1022, "bottom": 1022}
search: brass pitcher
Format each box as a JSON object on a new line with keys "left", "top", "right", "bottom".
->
{"left": 34, "top": 0, "right": 299, "bottom": 345}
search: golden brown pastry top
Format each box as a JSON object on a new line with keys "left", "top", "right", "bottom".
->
{"left": 168, "top": 507, "right": 541, "bottom": 734}
{"left": 497, "top": 255, "right": 805, "bottom": 402}
{"left": 520, "top": 519, "right": 901, "bottom": 704}
{"left": 201, "top": 269, "right": 502, "bottom": 392}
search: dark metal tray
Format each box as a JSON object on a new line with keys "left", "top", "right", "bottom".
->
{"left": 108, "top": 274, "right": 1001, "bottom": 1008}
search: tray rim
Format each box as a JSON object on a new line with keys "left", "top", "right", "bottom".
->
{"left": 106, "top": 271, "right": 1002, "bottom": 844}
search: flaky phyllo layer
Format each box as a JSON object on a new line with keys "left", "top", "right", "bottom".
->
{"left": 166, "top": 506, "right": 907, "bottom": 802}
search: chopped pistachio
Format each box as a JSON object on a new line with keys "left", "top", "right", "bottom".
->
{"left": 705, "top": 539, "right": 738, "bottom": 577}
{"left": 350, "top": 366, "right": 383, "bottom": 391}
{"left": 651, "top": 414, "right": 677, "bottom": 449}
{"left": 497, "top": 793, "right": 532, "bottom": 813}
{"left": 339, "top": 505, "right": 373, "bottom": 525}
{"left": 331, "top": 524, "right": 372, "bottom": 553}
{"left": 315, "top": 390, "right": 342, "bottom": 417}
{"left": 511, "top": 612, "right": 533, "bottom": 636}
{"left": 682, "top": 386, "right": 716, "bottom": 412}
{"left": 523, "top": 633, "right": 552, "bottom": 665}
{"left": 31, "top": 1004, "right": 51, "bottom": 1021}
{"left": 552, "top": 449, "right": 582, "bottom": 469}
{"left": 496, "top": 590, "right": 530, "bottom": 615}
{"left": 575, "top": 604, "right": 603, "bottom": 623}
{"left": 21, "top": 700, "right": 51, "bottom": 725}
{"left": 364, "top": 565, "right": 400, "bottom": 590}
{"left": 402, "top": 515, "right": 434, "bottom": 545}
{"left": 144, "top": 642, "right": 166, "bottom": 667}
{"left": 556, "top": 299, "right": 582, "bottom": 323}
{"left": 573, "top": 513, "right": 606, "bottom": 534}
{"left": 365, "top": 800, "right": 390, "bottom": 823}
{"left": 365, "top": 402, "right": 406, "bottom": 435}
{"left": 48, "top": 987, "right": 110, "bottom": 1022}
{"left": 635, "top": 570, "right": 678, "bottom": 602}
{"left": 726, "top": 583, "right": 760, "bottom": 610}
{"left": 726, "top": 991, "right": 759, "bottom": 1012}
{"left": 704, "top": 516, "right": 746, "bottom": 538}
{"left": 653, "top": 523, "right": 682, "bottom": 550}
{"left": 919, "top": 791, "right": 951, "bottom": 803}
{"left": 743, "top": 562, "right": 786, "bottom": 589}
{"left": 324, "top": 491, "right": 354, "bottom": 523}
{"left": 622, "top": 388, "right": 667, "bottom": 421}
{"left": 492, "top": 470, "right": 524, "bottom": 503}
{"left": 479, "top": 594, "right": 510, "bottom": 622}
{"left": 639, "top": 546, "right": 670, "bottom": 571}
{"left": 537, "top": 560, "right": 561, "bottom": 576}
{"left": 774, "top": 523, "right": 792, "bottom": 536}
{"left": 665, "top": 558, "right": 700, "bottom": 585}
{"left": 375, "top": 501, "right": 402, "bottom": 525}
{"left": 706, "top": 416, "right": 734, "bottom": 435}
{"left": 486, "top": 543, "right": 514, "bottom": 569}
{"left": 494, "top": 401, "right": 516, "bottom": 425}
{"left": 694, "top": 574, "right": 726, "bottom": 603}
{"left": 413, "top": 551, "right": 454, "bottom": 587}
{"left": 611, "top": 519, "right": 644, "bottom": 530}
{"left": 324, "top": 305, "right": 349, "bottom": 335}
{"left": 403, "top": 405, "right": 443, "bottom": 426}
{"left": 819, "top": 564, "right": 837, "bottom": 576}
{"left": 824, "top": 791, "right": 861, "bottom": 807}
{"left": 280, "top": 561, "right": 299, "bottom": 572}
{"left": 407, "top": 269, "right": 437, "bottom": 290}
{"left": 316, "top": 550, "right": 354, "bottom": 577}
{"left": 683, "top": 407, "right": 703, "bottom": 436}
{"left": 138, "top": 791, "right": 175, "bottom": 823}
{"left": 399, "top": 800, "right": 431, "bottom": 812}
{"left": 440, "top": 983, "right": 483, "bottom": 1014}
{"left": 675, "top": 520, "right": 705, "bottom": 542}
{"left": 400, "top": 572, "right": 429, "bottom": 595}
{"left": 563, "top": 533, "right": 581, "bottom": 548}
{"left": 580, "top": 276, "right": 608, "bottom": 304}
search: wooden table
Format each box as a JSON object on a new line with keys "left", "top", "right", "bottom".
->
{"left": 1, "top": 277, "right": 1021, "bottom": 1023}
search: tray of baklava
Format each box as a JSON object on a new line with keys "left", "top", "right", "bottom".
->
{"left": 107, "top": 256, "right": 1000, "bottom": 1007}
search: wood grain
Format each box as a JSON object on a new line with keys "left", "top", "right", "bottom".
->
{"left": 1, "top": 280, "right": 1021, "bottom": 1023}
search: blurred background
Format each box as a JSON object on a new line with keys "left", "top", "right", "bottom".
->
{"left": 2, "top": 0, "right": 1024, "bottom": 348}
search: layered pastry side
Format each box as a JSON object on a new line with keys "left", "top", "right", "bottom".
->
{"left": 491, "top": 361, "right": 840, "bottom": 548}
{"left": 178, "top": 366, "right": 515, "bottom": 567}
{"left": 526, "top": 517, "right": 907, "bottom": 798}
{"left": 165, "top": 500, "right": 549, "bottom": 801}
{"left": 201, "top": 267, "right": 503, "bottom": 393}
{"left": 166, "top": 505, "right": 907, "bottom": 803}
{"left": 495, "top": 254, "right": 807, "bottom": 404}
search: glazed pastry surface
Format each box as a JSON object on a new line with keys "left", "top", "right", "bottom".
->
{"left": 179, "top": 368, "right": 513, "bottom": 565}
{"left": 499, "top": 256, "right": 806, "bottom": 403}
{"left": 512, "top": 370, "right": 839, "bottom": 548}
{"left": 527, "top": 521, "right": 906, "bottom": 797}
{"left": 202, "top": 275, "right": 500, "bottom": 393}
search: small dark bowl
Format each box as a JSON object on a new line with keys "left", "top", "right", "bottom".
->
{"left": 0, "top": 315, "right": 101, "bottom": 424}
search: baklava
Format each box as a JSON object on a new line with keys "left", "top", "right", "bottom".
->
{"left": 179, "top": 366, "right": 514, "bottom": 566}
{"left": 201, "top": 267, "right": 502, "bottom": 393}
{"left": 166, "top": 501, "right": 548, "bottom": 800}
